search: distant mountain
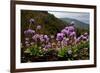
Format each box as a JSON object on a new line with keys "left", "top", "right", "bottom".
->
{"left": 60, "top": 18, "right": 89, "bottom": 30}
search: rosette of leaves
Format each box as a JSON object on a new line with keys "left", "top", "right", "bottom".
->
{"left": 71, "top": 45, "right": 78, "bottom": 60}
{"left": 77, "top": 41, "right": 89, "bottom": 50}
{"left": 75, "top": 41, "right": 89, "bottom": 60}
{"left": 58, "top": 46, "right": 69, "bottom": 60}
{"left": 25, "top": 45, "right": 46, "bottom": 62}
{"left": 25, "top": 45, "right": 44, "bottom": 57}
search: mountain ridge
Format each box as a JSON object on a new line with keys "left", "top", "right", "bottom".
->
{"left": 60, "top": 18, "right": 89, "bottom": 30}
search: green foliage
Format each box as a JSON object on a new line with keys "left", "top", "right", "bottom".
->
{"left": 58, "top": 47, "right": 68, "bottom": 57}
{"left": 24, "top": 41, "right": 89, "bottom": 61}
{"left": 72, "top": 45, "right": 78, "bottom": 53}
{"left": 25, "top": 45, "right": 44, "bottom": 56}
{"left": 57, "top": 41, "right": 89, "bottom": 59}
{"left": 72, "top": 41, "right": 89, "bottom": 59}
{"left": 77, "top": 41, "right": 89, "bottom": 50}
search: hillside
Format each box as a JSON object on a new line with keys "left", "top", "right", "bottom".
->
{"left": 21, "top": 10, "right": 67, "bottom": 36}
{"left": 60, "top": 18, "right": 89, "bottom": 30}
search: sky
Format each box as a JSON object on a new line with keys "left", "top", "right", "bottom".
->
{"left": 48, "top": 11, "right": 90, "bottom": 24}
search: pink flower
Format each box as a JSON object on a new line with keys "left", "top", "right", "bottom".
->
{"left": 61, "top": 29, "right": 69, "bottom": 35}
{"left": 25, "top": 41, "right": 29, "bottom": 44}
{"left": 68, "top": 26, "right": 75, "bottom": 32}
{"left": 29, "top": 18, "right": 35, "bottom": 24}
{"left": 62, "top": 37, "right": 69, "bottom": 45}
{"left": 56, "top": 33, "right": 64, "bottom": 41}
{"left": 44, "top": 35, "right": 49, "bottom": 42}
{"left": 25, "top": 38, "right": 29, "bottom": 41}
{"left": 24, "top": 29, "right": 35, "bottom": 35}
{"left": 65, "top": 27, "right": 69, "bottom": 30}
{"left": 40, "top": 34, "right": 45, "bottom": 42}
{"left": 36, "top": 25, "right": 42, "bottom": 30}
{"left": 44, "top": 43, "right": 51, "bottom": 49}
{"left": 32, "top": 34, "right": 40, "bottom": 41}
{"left": 69, "top": 31, "right": 76, "bottom": 37}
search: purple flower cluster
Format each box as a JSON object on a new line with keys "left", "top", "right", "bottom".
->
{"left": 23, "top": 22, "right": 51, "bottom": 49}
{"left": 56, "top": 24, "right": 89, "bottom": 48}
{"left": 23, "top": 20, "right": 89, "bottom": 51}
{"left": 44, "top": 43, "right": 52, "bottom": 49}
{"left": 61, "top": 26, "right": 75, "bottom": 37}
{"left": 29, "top": 18, "right": 35, "bottom": 24}
{"left": 56, "top": 25, "right": 76, "bottom": 47}
{"left": 44, "top": 35, "right": 49, "bottom": 42}
{"left": 56, "top": 33, "right": 64, "bottom": 41}
{"left": 36, "top": 25, "right": 42, "bottom": 30}
{"left": 76, "top": 32, "right": 89, "bottom": 43}
{"left": 32, "top": 34, "right": 49, "bottom": 43}
{"left": 24, "top": 29, "right": 35, "bottom": 35}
